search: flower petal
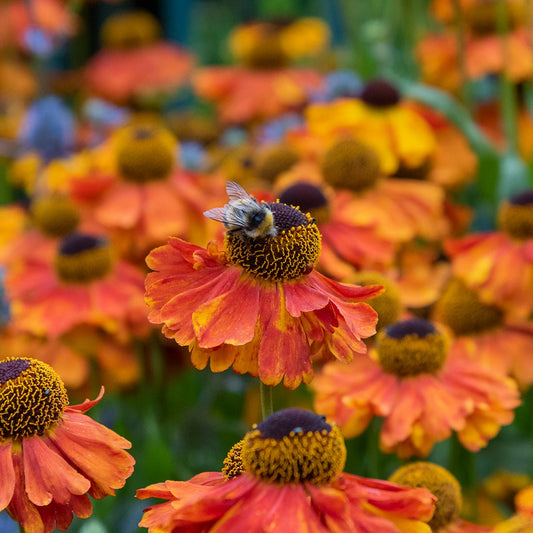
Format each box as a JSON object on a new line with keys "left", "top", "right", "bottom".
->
{"left": 23, "top": 436, "right": 91, "bottom": 506}
{"left": 193, "top": 275, "right": 259, "bottom": 348}
{"left": 0, "top": 441, "right": 15, "bottom": 511}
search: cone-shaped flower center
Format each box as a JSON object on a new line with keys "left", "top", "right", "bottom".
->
{"left": 116, "top": 124, "right": 176, "bottom": 183}
{"left": 54, "top": 232, "right": 113, "bottom": 283}
{"left": 279, "top": 182, "right": 330, "bottom": 225}
{"left": 435, "top": 278, "right": 504, "bottom": 335}
{"left": 360, "top": 78, "right": 401, "bottom": 108}
{"left": 222, "top": 439, "right": 246, "bottom": 480}
{"left": 31, "top": 195, "right": 81, "bottom": 237}
{"left": 0, "top": 357, "right": 68, "bottom": 440}
{"left": 241, "top": 408, "right": 346, "bottom": 486}
{"left": 101, "top": 10, "right": 160, "bottom": 50}
{"left": 225, "top": 202, "right": 321, "bottom": 281}
{"left": 377, "top": 318, "right": 448, "bottom": 377}
{"left": 321, "top": 137, "right": 381, "bottom": 192}
{"left": 348, "top": 271, "right": 401, "bottom": 330}
{"left": 497, "top": 190, "right": 533, "bottom": 240}
{"left": 257, "top": 145, "right": 300, "bottom": 183}
{"left": 389, "top": 462, "right": 462, "bottom": 531}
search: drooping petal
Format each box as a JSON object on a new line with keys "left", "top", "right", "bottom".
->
{"left": 8, "top": 450, "right": 46, "bottom": 533}
{"left": 50, "top": 413, "right": 134, "bottom": 498}
{"left": 23, "top": 436, "right": 91, "bottom": 506}
{"left": 257, "top": 285, "right": 313, "bottom": 388}
{"left": 0, "top": 441, "right": 15, "bottom": 511}
{"left": 193, "top": 274, "right": 260, "bottom": 348}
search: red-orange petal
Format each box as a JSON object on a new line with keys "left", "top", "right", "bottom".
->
{"left": 193, "top": 274, "right": 260, "bottom": 348}
{"left": 0, "top": 441, "right": 15, "bottom": 511}
{"left": 23, "top": 436, "right": 91, "bottom": 506}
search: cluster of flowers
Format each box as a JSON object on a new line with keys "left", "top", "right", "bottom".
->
{"left": 0, "top": 0, "right": 533, "bottom": 531}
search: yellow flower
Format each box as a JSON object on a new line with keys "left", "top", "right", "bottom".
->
{"left": 305, "top": 79, "right": 437, "bottom": 174}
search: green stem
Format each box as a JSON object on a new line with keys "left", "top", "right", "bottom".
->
{"left": 496, "top": 0, "right": 519, "bottom": 153}
{"left": 19, "top": 524, "right": 25, "bottom": 533}
{"left": 452, "top": 0, "right": 473, "bottom": 113}
{"left": 259, "top": 381, "right": 273, "bottom": 419}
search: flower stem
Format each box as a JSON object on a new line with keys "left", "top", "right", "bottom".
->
{"left": 496, "top": 0, "right": 519, "bottom": 153}
{"left": 452, "top": 0, "right": 473, "bottom": 113}
{"left": 259, "top": 382, "right": 274, "bottom": 419}
{"left": 19, "top": 525, "right": 25, "bottom": 533}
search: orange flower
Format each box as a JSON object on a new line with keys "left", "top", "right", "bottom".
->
{"left": 74, "top": 123, "right": 211, "bottom": 258}
{"left": 0, "top": 357, "right": 134, "bottom": 533}
{"left": 434, "top": 277, "right": 533, "bottom": 388}
{"left": 304, "top": 78, "right": 437, "bottom": 174}
{"left": 417, "top": 30, "right": 533, "bottom": 92}
{"left": 445, "top": 191, "right": 533, "bottom": 319}
{"left": 145, "top": 183, "right": 382, "bottom": 388}
{"left": 390, "top": 462, "right": 493, "bottom": 533}
{"left": 5, "top": 232, "right": 148, "bottom": 340}
{"left": 312, "top": 318, "right": 520, "bottom": 458}
{"left": 0, "top": 326, "right": 140, "bottom": 391}
{"left": 193, "top": 67, "right": 323, "bottom": 124}
{"left": 85, "top": 42, "right": 193, "bottom": 105}
{"left": 137, "top": 408, "right": 436, "bottom": 532}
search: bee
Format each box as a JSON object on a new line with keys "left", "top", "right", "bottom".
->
{"left": 203, "top": 181, "right": 277, "bottom": 239}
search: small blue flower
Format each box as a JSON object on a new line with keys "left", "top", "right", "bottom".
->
{"left": 256, "top": 113, "right": 304, "bottom": 144}
{"left": 180, "top": 142, "right": 207, "bottom": 171}
{"left": 311, "top": 70, "right": 363, "bottom": 102}
{"left": 23, "top": 27, "right": 54, "bottom": 57}
{"left": 18, "top": 95, "right": 75, "bottom": 162}
{"left": 82, "top": 98, "right": 130, "bottom": 128}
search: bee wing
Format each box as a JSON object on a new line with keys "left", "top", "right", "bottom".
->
{"left": 222, "top": 207, "right": 249, "bottom": 229}
{"left": 226, "top": 181, "right": 253, "bottom": 201}
{"left": 203, "top": 207, "right": 226, "bottom": 223}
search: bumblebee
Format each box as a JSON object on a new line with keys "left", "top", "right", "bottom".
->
{"left": 204, "top": 181, "right": 277, "bottom": 239}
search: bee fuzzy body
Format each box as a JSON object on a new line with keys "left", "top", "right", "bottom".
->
{"left": 204, "top": 181, "right": 277, "bottom": 240}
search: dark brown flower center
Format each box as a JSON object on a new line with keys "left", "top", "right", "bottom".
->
{"left": 377, "top": 318, "right": 448, "bottom": 376}
{"left": 279, "top": 182, "right": 330, "bottom": 225}
{"left": 55, "top": 232, "right": 113, "bottom": 283}
{"left": 360, "top": 78, "right": 401, "bottom": 108}
{"left": 241, "top": 408, "right": 346, "bottom": 485}
{"left": 0, "top": 358, "right": 68, "bottom": 440}
{"left": 225, "top": 202, "right": 321, "bottom": 282}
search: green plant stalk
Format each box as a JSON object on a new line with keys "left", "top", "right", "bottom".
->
{"left": 260, "top": 381, "right": 273, "bottom": 419}
{"left": 451, "top": 0, "right": 473, "bottom": 112}
{"left": 496, "top": 0, "right": 519, "bottom": 153}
